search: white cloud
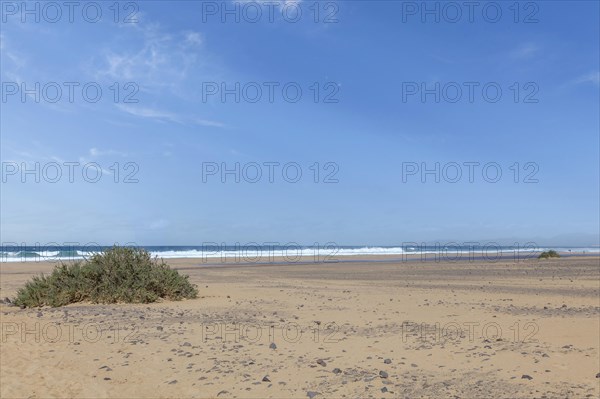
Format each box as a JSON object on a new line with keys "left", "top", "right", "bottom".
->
{"left": 510, "top": 42, "right": 539, "bottom": 59}
{"left": 89, "top": 148, "right": 129, "bottom": 157}
{"left": 0, "top": 33, "right": 27, "bottom": 83}
{"left": 185, "top": 31, "right": 203, "bottom": 46}
{"left": 191, "top": 117, "right": 226, "bottom": 128}
{"left": 574, "top": 71, "right": 600, "bottom": 86}
{"left": 2, "top": 143, "right": 114, "bottom": 177}
{"left": 117, "top": 104, "right": 225, "bottom": 128}
{"left": 117, "top": 104, "right": 183, "bottom": 124}
{"left": 94, "top": 24, "right": 203, "bottom": 93}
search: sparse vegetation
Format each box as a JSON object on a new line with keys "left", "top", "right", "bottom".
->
{"left": 13, "top": 247, "right": 198, "bottom": 308}
{"left": 538, "top": 250, "right": 560, "bottom": 259}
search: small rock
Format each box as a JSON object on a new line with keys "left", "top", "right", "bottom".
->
{"left": 379, "top": 370, "right": 389, "bottom": 379}
{"left": 381, "top": 387, "right": 388, "bottom": 393}
{"left": 217, "top": 390, "right": 229, "bottom": 397}
{"left": 262, "top": 376, "right": 271, "bottom": 382}
{"left": 316, "top": 359, "right": 327, "bottom": 367}
{"left": 596, "top": 373, "right": 600, "bottom": 378}
{"left": 157, "top": 326, "right": 163, "bottom": 331}
{"left": 384, "top": 359, "right": 391, "bottom": 364}
{"left": 332, "top": 368, "right": 342, "bottom": 374}
{"left": 168, "top": 380, "right": 177, "bottom": 384}
{"left": 521, "top": 375, "right": 533, "bottom": 380}
{"left": 269, "top": 343, "right": 277, "bottom": 350}
{"left": 307, "top": 392, "right": 318, "bottom": 399}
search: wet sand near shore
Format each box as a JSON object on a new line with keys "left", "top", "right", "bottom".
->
{"left": 1, "top": 256, "right": 599, "bottom": 398}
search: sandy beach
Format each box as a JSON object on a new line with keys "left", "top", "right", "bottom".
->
{"left": 1, "top": 256, "right": 599, "bottom": 398}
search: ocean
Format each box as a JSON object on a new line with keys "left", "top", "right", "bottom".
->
{"left": 1, "top": 244, "right": 598, "bottom": 263}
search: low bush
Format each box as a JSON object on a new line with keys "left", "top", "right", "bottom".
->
{"left": 13, "top": 247, "right": 198, "bottom": 307}
{"left": 538, "top": 250, "right": 560, "bottom": 259}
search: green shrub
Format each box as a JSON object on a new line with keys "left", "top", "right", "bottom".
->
{"left": 13, "top": 247, "right": 198, "bottom": 307}
{"left": 538, "top": 250, "right": 560, "bottom": 259}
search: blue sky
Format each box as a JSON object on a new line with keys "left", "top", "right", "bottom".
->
{"left": 1, "top": 1, "right": 598, "bottom": 246}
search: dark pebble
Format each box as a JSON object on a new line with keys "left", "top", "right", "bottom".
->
{"left": 384, "top": 359, "right": 391, "bottom": 364}
{"left": 262, "top": 376, "right": 271, "bottom": 382}
{"left": 379, "top": 371, "right": 389, "bottom": 379}
{"left": 521, "top": 375, "right": 533, "bottom": 380}
{"left": 269, "top": 343, "right": 277, "bottom": 350}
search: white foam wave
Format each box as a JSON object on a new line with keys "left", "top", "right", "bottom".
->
{"left": 1, "top": 246, "right": 598, "bottom": 262}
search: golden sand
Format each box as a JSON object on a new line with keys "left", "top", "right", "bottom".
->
{"left": 1, "top": 256, "right": 599, "bottom": 398}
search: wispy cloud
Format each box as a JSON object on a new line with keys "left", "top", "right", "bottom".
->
{"left": 93, "top": 23, "right": 204, "bottom": 94}
{"left": 0, "top": 33, "right": 27, "bottom": 83}
{"left": 117, "top": 104, "right": 181, "bottom": 123}
{"left": 574, "top": 71, "right": 600, "bottom": 86}
{"left": 117, "top": 104, "right": 225, "bottom": 128}
{"left": 2, "top": 143, "right": 127, "bottom": 177}
{"left": 510, "top": 42, "right": 539, "bottom": 59}
{"left": 184, "top": 31, "right": 203, "bottom": 46}
{"left": 190, "top": 117, "right": 226, "bottom": 128}
{"left": 89, "top": 148, "right": 129, "bottom": 158}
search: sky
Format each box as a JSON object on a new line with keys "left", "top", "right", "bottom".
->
{"left": 1, "top": 0, "right": 599, "bottom": 247}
